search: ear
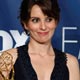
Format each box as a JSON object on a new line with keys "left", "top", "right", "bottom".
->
{"left": 22, "top": 21, "right": 29, "bottom": 30}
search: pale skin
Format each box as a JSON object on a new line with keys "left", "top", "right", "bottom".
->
{"left": 0, "top": 5, "right": 80, "bottom": 80}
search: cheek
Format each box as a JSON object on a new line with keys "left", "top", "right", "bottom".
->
{"left": 28, "top": 24, "right": 39, "bottom": 32}
{"left": 49, "top": 23, "right": 57, "bottom": 30}
{"left": 47, "top": 20, "right": 57, "bottom": 29}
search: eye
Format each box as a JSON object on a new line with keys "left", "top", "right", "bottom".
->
{"left": 45, "top": 17, "right": 53, "bottom": 22}
{"left": 31, "top": 18, "right": 40, "bottom": 23}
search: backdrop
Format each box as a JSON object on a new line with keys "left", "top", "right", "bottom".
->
{"left": 0, "top": 0, "right": 80, "bottom": 63}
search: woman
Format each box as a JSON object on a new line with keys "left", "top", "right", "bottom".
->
{"left": 0, "top": 0, "right": 79, "bottom": 80}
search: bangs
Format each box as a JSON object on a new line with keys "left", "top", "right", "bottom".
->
{"left": 36, "top": 1, "right": 53, "bottom": 17}
{"left": 20, "top": 0, "right": 60, "bottom": 22}
{"left": 34, "top": 0, "right": 60, "bottom": 20}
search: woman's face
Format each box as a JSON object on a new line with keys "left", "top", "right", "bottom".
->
{"left": 24, "top": 5, "right": 57, "bottom": 44}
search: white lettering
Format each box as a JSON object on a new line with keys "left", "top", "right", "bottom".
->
{"left": 0, "top": 30, "right": 28, "bottom": 52}
{"left": 62, "top": 27, "right": 78, "bottom": 52}
{"left": 0, "top": 30, "right": 13, "bottom": 52}
{"left": 78, "top": 49, "right": 80, "bottom": 59}
{"left": 10, "top": 30, "right": 28, "bottom": 48}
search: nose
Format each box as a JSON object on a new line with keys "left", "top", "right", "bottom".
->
{"left": 40, "top": 21, "right": 47, "bottom": 30}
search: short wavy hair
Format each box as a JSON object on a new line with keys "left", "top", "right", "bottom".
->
{"left": 19, "top": 0, "right": 60, "bottom": 33}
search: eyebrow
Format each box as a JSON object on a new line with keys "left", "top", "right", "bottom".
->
{"left": 30, "top": 17, "right": 39, "bottom": 19}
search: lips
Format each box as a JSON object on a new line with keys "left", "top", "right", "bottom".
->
{"left": 37, "top": 32, "right": 49, "bottom": 36}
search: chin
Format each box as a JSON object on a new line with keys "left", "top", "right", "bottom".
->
{"left": 37, "top": 39, "right": 51, "bottom": 44}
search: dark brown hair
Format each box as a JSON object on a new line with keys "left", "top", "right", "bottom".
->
{"left": 19, "top": 0, "right": 60, "bottom": 34}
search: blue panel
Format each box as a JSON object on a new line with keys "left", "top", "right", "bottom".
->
{"left": 0, "top": 0, "right": 80, "bottom": 63}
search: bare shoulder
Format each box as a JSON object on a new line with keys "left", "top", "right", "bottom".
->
{"left": 66, "top": 53, "right": 80, "bottom": 80}
{"left": 0, "top": 48, "right": 18, "bottom": 64}
{"left": 66, "top": 53, "right": 78, "bottom": 64}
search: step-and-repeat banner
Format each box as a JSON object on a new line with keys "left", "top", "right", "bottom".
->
{"left": 0, "top": 0, "right": 80, "bottom": 63}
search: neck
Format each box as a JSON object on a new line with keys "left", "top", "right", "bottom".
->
{"left": 28, "top": 39, "right": 54, "bottom": 56}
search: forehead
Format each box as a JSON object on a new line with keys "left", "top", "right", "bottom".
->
{"left": 30, "top": 5, "right": 45, "bottom": 17}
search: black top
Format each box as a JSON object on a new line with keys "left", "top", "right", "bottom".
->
{"left": 14, "top": 43, "right": 69, "bottom": 80}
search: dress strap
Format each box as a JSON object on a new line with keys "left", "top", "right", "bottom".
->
{"left": 15, "top": 43, "right": 38, "bottom": 80}
{"left": 51, "top": 48, "right": 69, "bottom": 80}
